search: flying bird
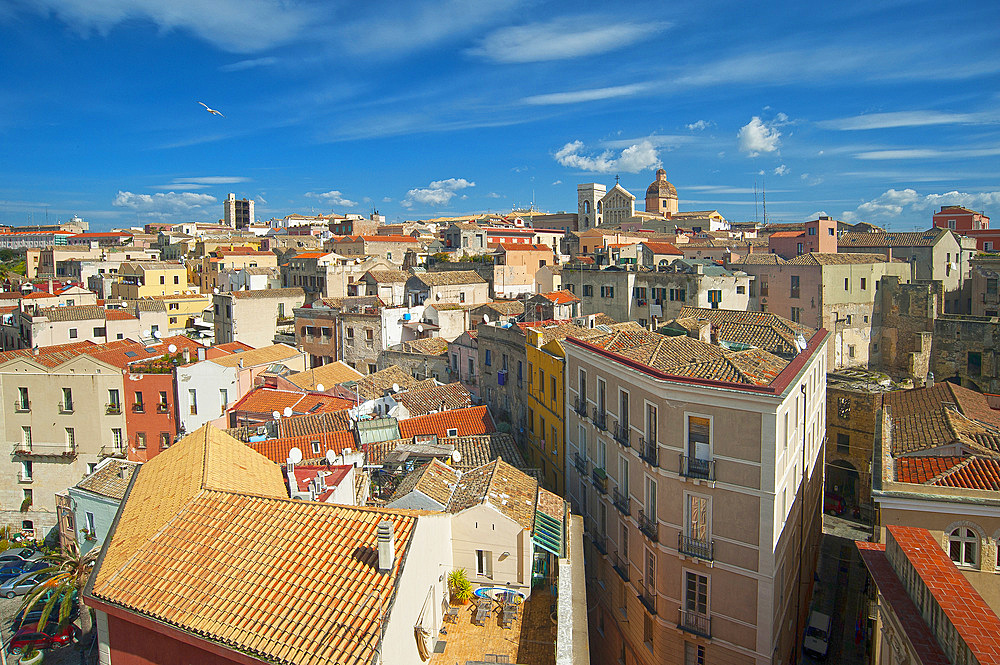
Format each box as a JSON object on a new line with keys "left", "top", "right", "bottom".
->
{"left": 198, "top": 101, "right": 225, "bottom": 117}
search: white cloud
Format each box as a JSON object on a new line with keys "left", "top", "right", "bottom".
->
{"left": 554, "top": 139, "right": 660, "bottom": 174}
{"left": 807, "top": 211, "right": 829, "bottom": 220}
{"left": 402, "top": 178, "right": 475, "bottom": 208}
{"left": 737, "top": 114, "right": 788, "bottom": 157}
{"left": 855, "top": 147, "right": 1000, "bottom": 160}
{"left": 773, "top": 164, "right": 789, "bottom": 176}
{"left": 471, "top": 17, "right": 668, "bottom": 63}
{"left": 382, "top": 197, "right": 393, "bottom": 203}
{"left": 818, "top": 110, "right": 995, "bottom": 131}
{"left": 219, "top": 57, "right": 278, "bottom": 72}
{"left": 522, "top": 83, "right": 650, "bottom": 106}
{"left": 843, "top": 188, "right": 1000, "bottom": 221}
{"left": 551, "top": 180, "right": 562, "bottom": 186}
{"left": 486, "top": 192, "right": 501, "bottom": 199}
{"left": 29, "top": 0, "right": 310, "bottom": 53}
{"left": 686, "top": 120, "right": 712, "bottom": 131}
{"left": 112, "top": 190, "right": 216, "bottom": 215}
{"left": 305, "top": 190, "right": 358, "bottom": 207}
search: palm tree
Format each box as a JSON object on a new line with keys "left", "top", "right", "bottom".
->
{"left": 14, "top": 541, "right": 98, "bottom": 659}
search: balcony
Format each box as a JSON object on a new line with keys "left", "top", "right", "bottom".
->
{"left": 638, "top": 510, "right": 658, "bottom": 542}
{"left": 13, "top": 400, "right": 30, "bottom": 413}
{"left": 573, "top": 452, "right": 589, "bottom": 475}
{"left": 156, "top": 403, "right": 169, "bottom": 413}
{"left": 13, "top": 442, "right": 78, "bottom": 458}
{"left": 679, "top": 454, "right": 715, "bottom": 481}
{"left": 591, "top": 530, "right": 608, "bottom": 555}
{"left": 612, "top": 487, "right": 631, "bottom": 516}
{"left": 592, "top": 467, "right": 608, "bottom": 494}
{"left": 678, "top": 533, "right": 715, "bottom": 561}
{"left": 678, "top": 610, "right": 712, "bottom": 639}
{"left": 573, "top": 396, "right": 588, "bottom": 417}
{"left": 98, "top": 446, "right": 125, "bottom": 459}
{"left": 132, "top": 403, "right": 145, "bottom": 413}
{"left": 613, "top": 421, "right": 630, "bottom": 447}
{"left": 638, "top": 582, "right": 657, "bottom": 615}
{"left": 592, "top": 407, "right": 607, "bottom": 431}
{"left": 105, "top": 403, "right": 122, "bottom": 415}
{"left": 612, "top": 551, "right": 629, "bottom": 582}
{"left": 639, "top": 436, "right": 658, "bottom": 467}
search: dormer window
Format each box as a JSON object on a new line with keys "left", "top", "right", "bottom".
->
{"left": 447, "top": 428, "right": 458, "bottom": 437}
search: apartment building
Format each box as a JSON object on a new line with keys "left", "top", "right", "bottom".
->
{"left": 331, "top": 234, "right": 421, "bottom": 264}
{"left": 111, "top": 261, "right": 190, "bottom": 299}
{"left": 477, "top": 320, "right": 530, "bottom": 441}
{"left": 969, "top": 253, "right": 1000, "bottom": 317}
{"left": 199, "top": 247, "right": 277, "bottom": 292}
{"left": 564, "top": 310, "right": 829, "bottom": 665}
{"left": 733, "top": 252, "right": 910, "bottom": 369}
{"left": 406, "top": 270, "right": 490, "bottom": 307}
{"left": 212, "top": 287, "right": 305, "bottom": 348}
{"left": 1, "top": 304, "right": 142, "bottom": 349}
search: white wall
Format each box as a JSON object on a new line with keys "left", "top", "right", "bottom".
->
{"left": 176, "top": 361, "right": 237, "bottom": 433}
{"left": 451, "top": 504, "right": 533, "bottom": 589}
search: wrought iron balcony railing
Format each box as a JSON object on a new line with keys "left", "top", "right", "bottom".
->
{"left": 679, "top": 454, "right": 715, "bottom": 481}
{"left": 678, "top": 610, "right": 712, "bottom": 638}
{"left": 678, "top": 533, "right": 714, "bottom": 560}
{"left": 573, "top": 452, "right": 589, "bottom": 475}
{"left": 638, "top": 510, "right": 658, "bottom": 542}
{"left": 105, "top": 403, "right": 121, "bottom": 415}
{"left": 592, "top": 407, "right": 607, "bottom": 431}
{"left": 638, "top": 581, "right": 657, "bottom": 615}
{"left": 612, "top": 487, "right": 631, "bottom": 516}
{"left": 13, "top": 400, "right": 30, "bottom": 412}
{"left": 573, "top": 395, "right": 588, "bottom": 417}
{"left": 591, "top": 530, "right": 608, "bottom": 555}
{"left": 591, "top": 467, "right": 608, "bottom": 494}
{"left": 612, "top": 551, "right": 629, "bottom": 582}
{"left": 613, "top": 421, "right": 630, "bottom": 447}
{"left": 638, "top": 436, "right": 658, "bottom": 467}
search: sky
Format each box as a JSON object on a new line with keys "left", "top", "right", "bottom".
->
{"left": 1, "top": 0, "right": 999, "bottom": 231}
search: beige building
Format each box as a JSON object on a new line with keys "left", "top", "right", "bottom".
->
{"left": 0, "top": 346, "right": 129, "bottom": 539}
{"left": 199, "top": 248, "right": 277, "bottom": 293}
{"left": 565, "top": 310, "right": 828, "bottom": 665}
{"left": 213, "top": 287, "right": 305, "bottom": 348}
{"left": 112, "top": 261, "right": 191, "bottom": 299}
{"left": 969, "top": 253, "right": 1000, "bottom": 317}
{"left": 406, "top": 271, "right": 490, "bottom": 307}
{"left": 2, "top": 304, "right": 143, "bottom": 349}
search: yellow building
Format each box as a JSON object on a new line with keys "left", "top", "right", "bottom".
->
{"left": 112, "top": 262, "right": 191, "bottom": 299}
{"left": 141, "top": 294, "right": 212, "bottom": 332}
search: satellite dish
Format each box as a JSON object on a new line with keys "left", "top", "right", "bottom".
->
{"left": 283, "top": 406, "right": 293, "bottom": 417}
{"left": 315, "top": 383, "right": 325, "bottom": 392}
{"left": 451, "top": 450, "right": 462, "bottom": 464}
{"left": 391, "top": 383, "right": 400, "bottom": 393}
{"left": 417, "top": 324, "right": 424, "bottom": 333}
{"left": 272, "top": 410, "right": 281, "bottom": 420}
{"left": 325, "top": 449, "right": 337, "bottom": 464}
{"left": 141, "top": 330, "right": 149, "bottom": 338}
{"left": 152, "top": 330, "right": 161, "bottom": 339}
{"left": 168, "top": 344, "right": 177, "bottom": 353}
{"left": 213, "top": 287, "right": 219, "bottom": 294}
{"left": 482, "top": 314, "right": 489, "bottom": 324}
{"left": 288, "top": 447, "right": 303, "bottom": 464}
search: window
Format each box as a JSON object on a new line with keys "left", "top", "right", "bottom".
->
{"left": 644, "top": 476, "right": 657, "bottom": 522}
{"left": 837, "top": 397, "right": 851, "bottom": 419}
{"left": 61, "top": 387, "right": 73, "bottom": 412}
{"left": 601, "top": 286, "right": 615, "bottom": 298}
{"left": 65, "top": 428, "right": 75, "bottom": 450}
{"left": 828, "top": 227, "right": 834, "bottom": 236}
{"left": 583, "top": 284, "right": 593, "bottom": 297}
{"left": 861, "top": 277, "right": 867, "bottom": 290}
{"left": 736, "top": 285, "right": 745, "bottom": 294}
{"left": 528, "top": 408, "right": 534, "bottom": 434}
{"left": 597, "top": 378, "right": 606, "bottom": 414}
{"left": 476, "top": 549, "right": 493, "bottom": 578}
{"left": 20, "top": 461, "right": 32, "bottom": 481}
{"left": 93, "top": 326, "right": 106, "bottom": 337}
{"left": 685, "top": 642, "right": 705, "bottom": 665}
{"left": 552, "top": 424, "right": 558, "bottom": 455}
{"left": 845, "top": 278, "right": 850, "bottom": 290}
{"left": 174, "top": 275, "right": 180, "bottom": 284}
{"left": 790, "top": 307, "right": 802, "bottom": 323}
{"left": 669, "top": 288, "right": 686, "bottom": 302}
{"left": 159, "top": 275, "right": 165, "bottom": 284}
{"left": 550, "top": 376, "right": 556, "bottom": 402}
{"left": 643, "top": 611, "right": 654, "bottom": 651}
{"left": 790, "top": 275, "right": 800, "bottom": 298}
{"left": 836, "top": 433, "right": 850, "bottom": 454}
{"left": 134, "top": 391, "right": 144, "bottom": 412}
{"left": 949, "top": 528, "right": 978, "bottom": 567}
{"left": 112, "top": 428, "right": 123, "bottom": 450}
{"left": 468, "top": 357, "right": 474, "bottom": 377}
{"left": 539, "top": 417, "right": 546, "bottom": 450}
{"left": 188, "top": 389, "right": 198, "bottom": 415}
{"left": 808, "top": 226, "right": 817, "bottom": 236}
{"left": 169, "top": 303, "right": 179, "bottom": 311}
{"left": 797, "top": 242, "right": 804, "bottom": 255}
{"left": 69, "top": 328, "right": 78, "bottom": 339}
{"left": 685, "top": 572, "right": 708, "bottom": 616}
{"left": 540, "top": 370, "right": 545, "bottom": 394}
{"left": 707, "top": 290, "right": 722, "bottom": 309}
{"left": 848, "top": 344, "right": 856, "bottom": 359}
{"left": 485, "top": 349, "right": 492, "bottom": 366}
{"left": 347, "top": 327, "right": 355, "bottom": 339}
{"left": 158, "top": 391, "right": 168, "bottom": 411}
{"left": 136, "top": 432, "right": 147, "bottom": 449}
{"left": 447, "top": 427, "right": 458, "bottom": 437}
{"left": 366, "top": 328, "right": 374, "bottom": 341}
{"left": 687, "top": 493, "right": 708, "bottom": 543}
{"left": 160, "top": 433, "right": 171, "bottom": 449}
{"left": 17, "top": 387, "right": 29, "bottom": 410}
{"left": 687, "top": 415, "right": 711, "bottom": 468}
{"left": 619, "top": 390, "right": 630, "bottom": 432}
{"left": 459, "top": 291, "right": 466, "bottom": 303}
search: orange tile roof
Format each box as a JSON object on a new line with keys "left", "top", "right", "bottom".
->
{"left": 290, "top": 251, "right": 334, "bottom": 259}
{"left": 896, "top": 456, "right": 1000, "bottom": 490}
{"left": 398, "top": 405, "right": 495, "bottom": 438}
{"left": 496, "top": 242, "right": 550, "bottom": 251}
{"left": 248, "top": 429, "right": 357, "bottom": 464}
{"left": 214, "top": 341, "right": 253, "bottom": 353}
{"left": 895, "top": 456, "right": 963, "bottom": 484}
{"left": 642, "top": 241, "right": 684, "bottom": 255}
{"left": 230, "top": 387, "right": 354, "bottom": 415}
{"left": 768, "top": 230, "right": 804, "bottom": 238}
{"left": 538, "top": 290, "right": 580, "bottom": 305}
{"left": 104, "top": 309, "right": 137, "bottom": 321}
{"left": 88, "top": 425, "right": 417, "bottom": 665}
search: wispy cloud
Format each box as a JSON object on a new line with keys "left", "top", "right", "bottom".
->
{"left": 28, "top": 0, "right": 311, "bottom": 53}
{"left": 818, "top": 110, "right": 996, "bottom": 130}
{"left": 842, "top": 188, "right": 1000, "bottom": 222}
{"left": 150, "top": 176, "right": 249, "bottom": 190}
{"left": 554, "top": 140, "right": 660, "bottom": 174}
{"left": 470, "top": 17, "right": 668, "bottom": 63}
{"left": 855, "top": 147, "right": 1000, "bottom": 160}
{"left": 305, "top": 190, "right": 358, "bottom": 207}
{"left": 522, "top": 83, "right": 651, "bottom": 106}
{"left": 219, "top": 57, "right": 278, "bottom": 72}
{"left": 402, "top": 178, "right": 475, "bottom": 208}
{"left": 774, "top": 164, "right": 789, "bottom": 176}
{"left": 686, "top": 120, "right": 712, "bottom": 131}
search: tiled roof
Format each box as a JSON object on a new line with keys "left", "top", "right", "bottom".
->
{"left": 474, "top": 300, "right": 524, "bottom": 316}
{"left": 229, "top": 387, "right": 354, "bottom": 416}
{"left": 785, "top": 252, "right": 893, "bottom": 265}
{"left": 399, "top": 405, "right": 495, "bottom": 438}
{"left": 839, "top": 229, "right": 944, "bottom": 247}
{"left": 248, "top": 429, "right": 357, "bottom": 465}
{"left": 496, "top": 243, "right": 550, "bottom": 251}
{"left": 364, "top": 269, "right": 409, "bottom": 283}
{"left": 209, "top": 343, "right": 301, "bottom": 368}
{"left": 214, "top": 341, "right": 253, "bottom": 353}
{"left": 277, "top": 410, "right": 354, "bottom": 439}
{"left": 895, "top": 456, "right": 964, "bottom": 484}
{"left": 286, "top": 361, "right": 364, "bottom": 390}
{"left": 230, "top": 287, "right": 305, "bottom": 300}
{"left": 885, "top": 383, "right": 1000, "bottom": 455}
{"left": 394, "top": 383, "right": 472, "bottom": 417}
{"left": 447, "top": 459, "right": 538, "bottom": 530}
{"left": 391, "top": 458, "right": 460, "bottom": 506}
{"left": 89, "top": 425, "right": 416, "bottom": 665}
{"left": 76, "top": 459, "right": 141, "bottom": 500}
{"left": 767, "top": 230, "right": 804, "bottom": 238}
{"left": 413, "top": 270, "right": 487, "bottom": 286}
{"left": 674, "top": 307, "right": 816, "bottom": 354}
{"left": 104, "top": 309, "right": 138, "bottom": 320}
{"left": 349, "top": 365, "right": 421, "bottom": 402}
{"left": 537, "top": 290, "right": 580, "bottom": 305}
{"left": 641, "top": 241, "right": 684, "bottom": 255}
{"left": 37, "top": 305, "right": 104, "bottom": 321}
{"left": 731, "top": 253, "right": 787, "bottom": 265}
{"left": 896, "top": 456, "right": 1000, "bottom": 490}
{"left": 367, "top": 432, "right": 525, "bottom": 470}
{"left": 397, "top": 337, "right": 449, "bottom": 356}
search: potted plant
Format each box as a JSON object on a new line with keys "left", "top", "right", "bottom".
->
{"left": 19, "top": 648, "right": 44, "bottom": 665}
{"left": 447, "top": 568, "right": 472, "bottom": 605}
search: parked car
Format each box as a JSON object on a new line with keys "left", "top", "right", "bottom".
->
{"left": 803, "top": 611, "right": 832, "bottom": 659}
{"left": 11, "top": 592, "right": 78, "bottom": 630}
{"left": 823, "top": 492, "right": 845, "bottom": 516}
{"left": 0, "top": 548, "right": 39, "bottom": 565}
{"left": 0, "top": 573, "right": 52, "bottom": 598}
{"left": 6, "top": 622, "right": 79, "bottom": 655}
{"left": 0, "top": 564, "right": 26, "bottom": 583}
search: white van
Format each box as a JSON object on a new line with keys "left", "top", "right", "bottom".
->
{"left": 803, "top": 611, "right": 832, "bottom": 659}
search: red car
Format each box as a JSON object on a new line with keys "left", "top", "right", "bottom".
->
{"left": 824, "top": 492, "right": 846, "bottom": 516}
{"left": 6, "top": 621, "right": 79, "bottom": 655}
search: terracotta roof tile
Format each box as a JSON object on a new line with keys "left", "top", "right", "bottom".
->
{"left": 230, "top": 387, "right": 354, "bottom": 416}
{"left": 839, "top": 229, "right": 944, "bottom": 247}
{"left": 537, "top": 290, "right": 580, "bottom": 305}
{"left": 397, "top": 337, "right": 449, "bottom": 356}
{"left": 209, "top": 344, "right": 302, "bottom": 368}
{"left": 229, "top": 287, "right": 305, "bottom": 300}
{"left": 641, "top": 241, "right": 684, "bottom": 255}
{"left": 393, "top": 383, "right": 472, "bottom": 417}
{"left": 413, "top": 270, "right": 487, "bottom": 286}
{"left": 366, "top": 432, "right": 525, "bottom": 471}
{"left": 248, "top": 430, "right": 357, "bottom": 465}
{"left": 399, "top": 405, "right": 494, "bottom": 438}
{"left": 446, "top": 459, "right": 537, "bottom": 530}
{"left": 785, "top": 252, "right": 893, "bottom": 265}
{"left": 76, "top": 459, "right": 141, "bottom": 500}
{"left": 391, "top": 458, "right": 460, "bottom": 506}
{"left": 286, "top": 361, "right": 364, "bottom": 390}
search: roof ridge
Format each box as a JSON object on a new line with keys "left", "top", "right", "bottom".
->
{"left": 926, "top": 457, "right": 973, "bottom": 485}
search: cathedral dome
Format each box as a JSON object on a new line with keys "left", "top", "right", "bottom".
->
{"left": 646, "top": 168, "right": 677, "bottom": 199}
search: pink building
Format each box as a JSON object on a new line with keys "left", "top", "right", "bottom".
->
{"left": 767, "top": 217, "right": 838, "bottom": 259}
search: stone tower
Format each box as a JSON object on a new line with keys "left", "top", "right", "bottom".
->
{"left": 577, "top": 183, "right": 606, "bottom": 230}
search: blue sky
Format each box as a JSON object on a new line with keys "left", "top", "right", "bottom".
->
{"left": 1, "top": 0, "right": 998, "bottom": 231}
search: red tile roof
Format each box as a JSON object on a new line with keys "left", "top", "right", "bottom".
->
{"left": 641, "top": 241, "right": 684, "bottom": 255}
{"left": 538, "top": 290, "right": 580, "bottom": 305}
{"left": 230, "top": 387, "right": 354, "bottom": 416}
{"left": 214, "top": 341, "right": 254, "bottom": 353}
{"left": 398, "top": 405, "right": 495, "bottom": 438}
{"left": 249, "top": 430, "right": 357, "bottom": 465}
{"left": 104, "top": 309, "right": 137, "bottom": 321}
{"left": 896, "top": 455, "right": 1000, "bottom": 490}
{"left": 768, "top": 230, "right": 804, "bottom": 238}
{"left": 496, "top": 243, "right": 550, "bottom": 251}
{"left": 895, "top": 456, "right": 963, "bottom": 484}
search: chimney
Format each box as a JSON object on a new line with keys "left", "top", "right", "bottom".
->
{"left": 926, "top": 371, "right": 935, "bottom": 389}
{"left": 710, "top": 325, "right": 719, "bottom": 346}
{"left": 182, "top": 347, "right": 191, "bottom": 364}
{"left": 885, "top": 248, "right": 892, "bottom": 262}
{"left": 197, "top": 347, "right": 206, "bottom": 361}
{"left": 48, "top": 279, "right": 53, "bottom": 294}
{"left": 377, "top": 520, "right": 395, "bottom": 573}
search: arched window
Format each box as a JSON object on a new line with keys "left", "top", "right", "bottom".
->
{"left": 949, "top": 527, "right": 978, "bottom": 566}
{"left": 583, "top": 201, "right": 591, "bottom": 214}
{"left": 597, "top": 201, "right": 603, "bottom": 213}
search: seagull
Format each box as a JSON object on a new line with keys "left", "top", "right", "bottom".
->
{"left": 198, "top": 101, "right": 225, "bottom": 117}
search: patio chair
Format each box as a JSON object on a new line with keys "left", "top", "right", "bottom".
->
{"left": 474, "top": 599, "right": 492, "bottom": 624}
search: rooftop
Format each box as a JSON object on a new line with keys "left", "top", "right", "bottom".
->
{"left": 839, "top": 229, "right": 945, "bottom": 247}
{"left": 393, "top": 382, "right": 472, "bottom": 417}
{"left": 208, "top": 343, "right": 301, "bottom": 368}
{"left": 884, "top": 382, "right": 1000, "bottom": 456}
{"left": 229, "top": 286, "right": 305, "bottom": 300}
{"left": 641, "top": 240, "right": 684, "bottom": 255}
{"left": 413, "top": 270, "right": 487, "bottom": 286}
{"left": 398, "top": 405, "right": 495, "bottom": 438}
{"left": 447, "top": 458, "right": 538, "bottom": 530}
{"left": 75, "top": 458, "right": 141, "bottom": 500}
{"left": 229, "top": 387, "right": 354, "bottom": 416}
{"left": 535, "top": 290, "right": 580, "bottom": 305}
{"left": 784, "top": 252, "right": 895, "bottom": 265}
{"left": 367, "top": 433, "right": 526, "bottom": 471}
{"left": 248, "top": 429, "right": 357, "bottom": 465}
{"left": 286, "top": 361, "right": 364, "bottom": 390}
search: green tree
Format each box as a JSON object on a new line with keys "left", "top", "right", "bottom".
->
{"left": 15, "top": 541, "right": 98, "bottom": 656}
